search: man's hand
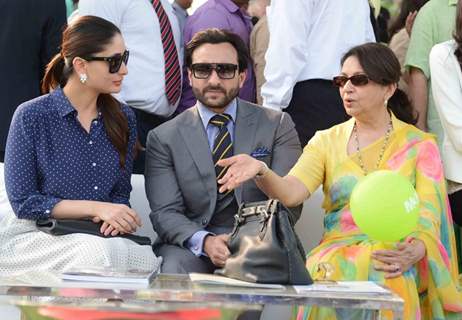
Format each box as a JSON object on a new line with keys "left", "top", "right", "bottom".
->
{"left": 203, "top": 234, "right": 230, "bottom": 267}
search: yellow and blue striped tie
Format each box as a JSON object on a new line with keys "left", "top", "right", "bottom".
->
{"left": 210, "top": 114, "right": 233, "bottom": 181}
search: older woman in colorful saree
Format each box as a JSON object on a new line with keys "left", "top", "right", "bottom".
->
{"left": 217, "top": 43, "right": 462, "bottom": 319}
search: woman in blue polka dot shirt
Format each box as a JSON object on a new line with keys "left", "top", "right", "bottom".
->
{"left": 0, "top": 16, "right": 161, "bottom": 276}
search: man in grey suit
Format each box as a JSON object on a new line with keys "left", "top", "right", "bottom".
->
{"left": 145, "top": 28, "right": 301, "bottom": 274}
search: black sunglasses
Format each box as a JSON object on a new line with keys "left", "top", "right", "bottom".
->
{"left": 332, "top": 74, "right": 370, "bottom": 88}
{"left": 191, "top": 63, "right": 238, "bottom": 79}
{"left": 83, "top": 50, "right": 129, "bottom": 74}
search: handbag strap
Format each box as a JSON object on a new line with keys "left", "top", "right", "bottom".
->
{"left": 230, "top": 199, "right": 278, "bottom": 236}
{"left": 238, "top": 199, "right": 277, "bottom": 218}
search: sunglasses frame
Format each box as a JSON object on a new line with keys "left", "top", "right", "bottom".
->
{"left": 83, "top": 50, "right": 129, "bottom": 74}
{"left": 333, "top": 74, "right": 370, "bottom": 88}
{"left": 191, "top": 63, "right": 239, "bottom": 80}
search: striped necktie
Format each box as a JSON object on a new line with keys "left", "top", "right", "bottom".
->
{"left": 210, "top": 114, "right": 233, "bottom": 181}
{"left": 152, "top": 0, "right": 181, "bottom": 105}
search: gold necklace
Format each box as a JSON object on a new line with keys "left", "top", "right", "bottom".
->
{"left": 353, "top": 119, "right": 393, "bottom": 175}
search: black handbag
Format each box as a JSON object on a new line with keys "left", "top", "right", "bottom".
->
{"left": 36, "top": 219, "right": 152, "bottom": 246}
{"left": 217, "top": 199, "right": 313, "bottom": 285}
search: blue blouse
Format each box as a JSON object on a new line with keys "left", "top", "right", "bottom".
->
{"left": 4, "top": 88, "right": 137, "bottom": 220}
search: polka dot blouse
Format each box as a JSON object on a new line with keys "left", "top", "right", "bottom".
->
{"left": 4, "top": 88, "right": 137, "bottom": 220}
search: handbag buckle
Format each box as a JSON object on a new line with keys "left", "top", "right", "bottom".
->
{"left": 234, "top": 213, "right": 245, "bottom": 224}
{"left": 241, "top": 206, "right": 258, "bottom": 217}
{"left": 257, "top": 206, "right": 270, "bottom": 220}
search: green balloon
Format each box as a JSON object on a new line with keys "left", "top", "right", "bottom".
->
{"left": 350, "top": 170, "right": 419, "bottom": 242}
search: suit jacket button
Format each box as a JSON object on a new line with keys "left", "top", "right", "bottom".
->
{"left": 202, "top": 219, "right": 207, "bottom": 225}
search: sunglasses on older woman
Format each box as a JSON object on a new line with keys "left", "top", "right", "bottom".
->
{"left": 83, "top": 50, "right": 129, "bottom": 74}
{"left": 332, "top": 74, "right": 370, "bottom": 88}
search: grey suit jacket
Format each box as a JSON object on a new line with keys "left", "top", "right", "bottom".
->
{"left": 145, "top": 99, "right": 302, "bottom": 247}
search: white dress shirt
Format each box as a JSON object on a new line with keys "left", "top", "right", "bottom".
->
{"left": 171, "top": 1, "right": 188, "bottom": 37}
{"left": 262, "top": 0, "right": 375, "bottom": 110}
{"left": 430, "top": 40, "right": 462, "bottom": 185}
{"left": 171, "top": 1, "right": 188, "bottom": 59}
{"left": 79, "top": 0, "right": 182, "bottom": 116}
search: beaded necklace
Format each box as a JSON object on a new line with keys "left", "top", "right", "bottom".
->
{"left": 353, "top": 118, "right": 393, "bottom": 175}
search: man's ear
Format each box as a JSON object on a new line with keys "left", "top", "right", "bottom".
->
{"left": 238, "top": 69, "right": 247, "bottom": 89}
{"left": 188, "top": 68, "right": 193, "bottom": 86}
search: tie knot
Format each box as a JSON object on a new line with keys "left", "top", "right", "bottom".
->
{"left": 210, "top": 114, "right": 232, "bottom": 127}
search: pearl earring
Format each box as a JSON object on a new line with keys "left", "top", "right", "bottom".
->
{"left": 79, "top": 74, "right": 88, "bottom": 84}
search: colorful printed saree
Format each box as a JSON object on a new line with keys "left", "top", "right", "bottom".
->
{"left": 289, "top": 115, "right": 462, "bottom": 319}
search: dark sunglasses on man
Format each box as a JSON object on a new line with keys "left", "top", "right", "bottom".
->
{"left": 191, "top": 63, "right": 238, "bottom": 80}
{"left": 332, "top": 74, "right": 370, "bottom": 88}
{"left": 83, "top": 50, "right": 129, "bottom": 74}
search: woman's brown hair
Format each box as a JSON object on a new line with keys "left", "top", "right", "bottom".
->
{"left": 42, "top": 15, "right": 130, "bottom": 168}
{"left": 341, "top": 42, "right": 418, "bottom": 125}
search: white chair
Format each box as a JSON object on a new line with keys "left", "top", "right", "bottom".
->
{"left": 130, "top": 174, "right": 158, "bottom": 242}
{"left": 0, "top": 164, "right": 13, "bottom": 219}
{"left": 295, "top": 188, "right": 325, "bottom": 252}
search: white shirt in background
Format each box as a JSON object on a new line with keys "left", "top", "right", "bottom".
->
{"left": 262, "top": 0, "right": 375, "bottom": 110}
{"left": 79, "top": 0, "right": 182, "bottom": 117}
{"left": 430, "top": 39, "right": 462, "bottom": 191}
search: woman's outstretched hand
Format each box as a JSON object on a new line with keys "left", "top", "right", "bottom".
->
{"left": 217, "top": 154, "right": 267, "bottom": 193}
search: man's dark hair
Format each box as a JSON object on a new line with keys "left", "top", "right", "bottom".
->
{"left": 185, "top": 28, "right": 249, "bottom": 72}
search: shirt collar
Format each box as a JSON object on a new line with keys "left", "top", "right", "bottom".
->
{"left": 51, "top": 87, "right": 103, "bottom": 120}
{"left": 197, "top": 99, "right": 237, "bottom": 129}
{"left": 51, "top": 87, "right": 77, "bottom": 118}
{"left": 449, "top": 0, "right": 457, "bottom": 6}
{"left": 172, "top": 1, "right": 188, "bottom": 17}
{"left": 216, "top": 0, "right": 240, "bottom": 13}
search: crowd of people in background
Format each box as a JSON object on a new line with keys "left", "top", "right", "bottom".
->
{"left": 1, "top": 0, "right": 462, "bottom": 319}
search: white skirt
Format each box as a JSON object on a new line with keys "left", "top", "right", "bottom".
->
{"left": 0, "top": 210, "right": 162, "bottom": 277}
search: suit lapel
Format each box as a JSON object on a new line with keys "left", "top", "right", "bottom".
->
{"left": 233, "top": 99, "right": 259, "bottom": 204}
{"left": 179, "top": 107, "right": 217, "bottom": 205}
